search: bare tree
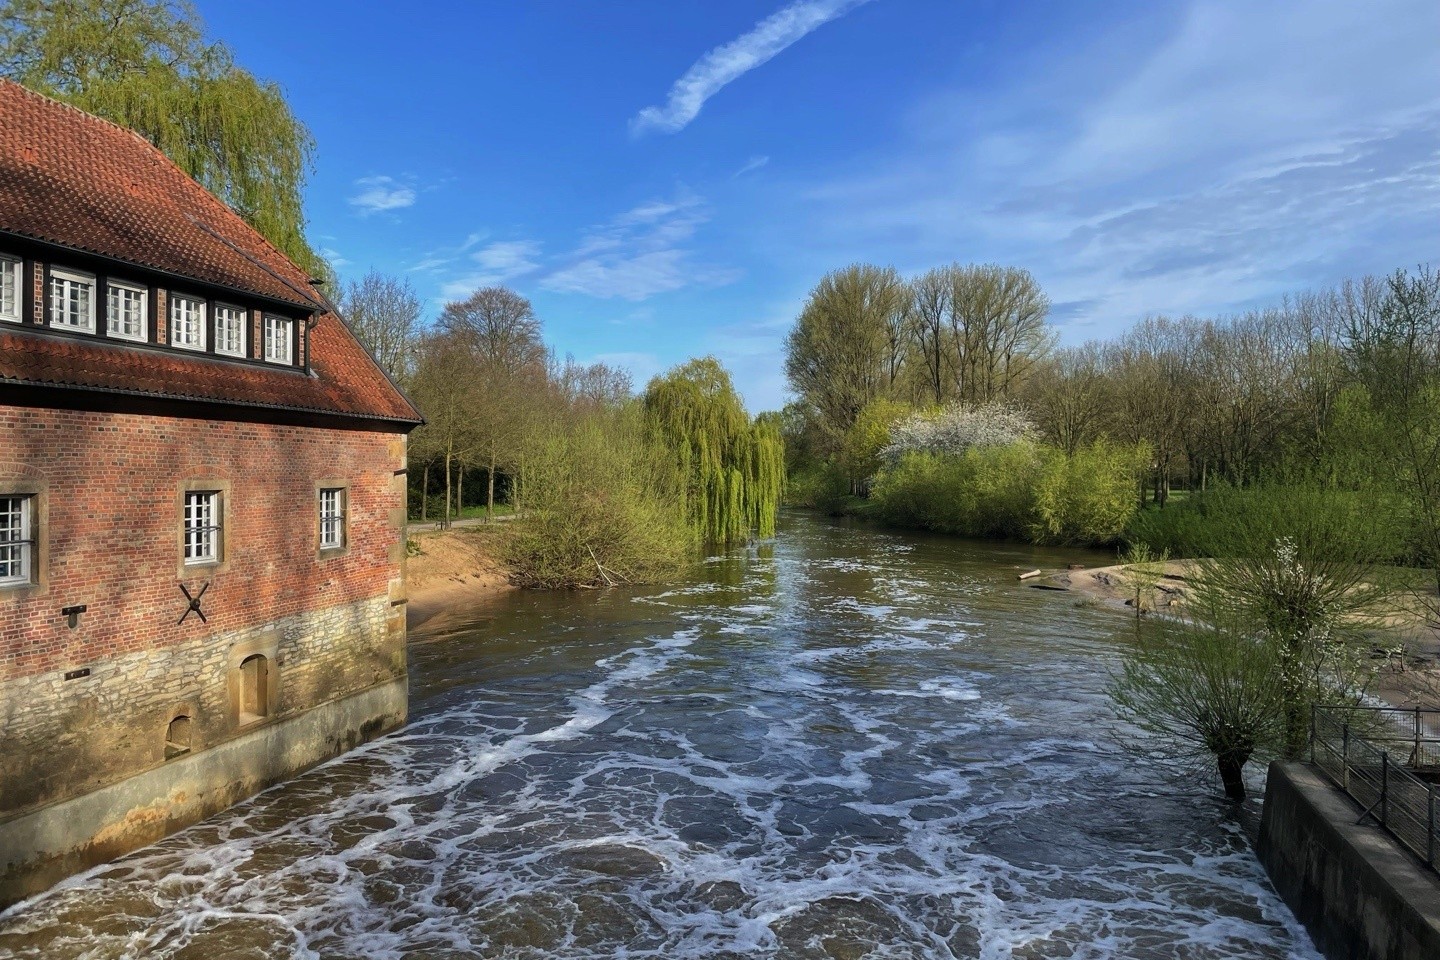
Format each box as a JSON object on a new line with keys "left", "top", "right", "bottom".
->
{"left": 948, "top": 264, "right": 1053, "bottom": 403}
{"left": 907, "top": 268, "right": 952, "bottom": 405}
{"left": 438, "top": 287, "right": 547, "bottom": 374}
{"left": 340, "top": 270, "right": 422, "bottom": 382}
{"left": 1024, "top": 344, "right": 1110, "bottom": 456}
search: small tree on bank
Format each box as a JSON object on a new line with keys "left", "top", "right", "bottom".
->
{"left": 1110, "top": 610, "right": 1287, "bottom": 801}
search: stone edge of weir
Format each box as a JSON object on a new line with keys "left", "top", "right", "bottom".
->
{"left": 1257, "top": 761, "right": 1440, "bottom": 960}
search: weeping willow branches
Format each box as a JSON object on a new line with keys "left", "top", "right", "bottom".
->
{"left": 643, "top": 357, "right": 784, "bottom": 544}
{"left": 0, "top": 0, "right": 320, "bottom": 273}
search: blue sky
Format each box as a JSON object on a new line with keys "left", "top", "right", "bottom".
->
{"left": 200, "top": 0, "right": 1440, "bottom": 412}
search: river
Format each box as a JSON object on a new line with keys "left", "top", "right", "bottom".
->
{"left": 0, "top": 512, "right": 1318, "bottom": 959}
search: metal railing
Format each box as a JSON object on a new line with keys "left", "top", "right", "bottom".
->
{"left": 1310, "top": 705, "right": 1440, "bottom": 873}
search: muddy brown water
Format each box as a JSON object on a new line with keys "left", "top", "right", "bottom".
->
{"left": 0, "top": 512, "right": 1317, "bottom": 959}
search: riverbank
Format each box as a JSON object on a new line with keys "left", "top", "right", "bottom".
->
{"left": 1044, "top": 560, "right": 1440, "bottom": 708}
{"left": 405, "top": 526, "right": 514, "bottom": 631}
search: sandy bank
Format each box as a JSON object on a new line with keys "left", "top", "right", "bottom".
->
{"left": 1033, "top": 560, "right": 1440, "bottom": 709}
{"left": 405, "top": 526, "right": 514, "bottom": 632}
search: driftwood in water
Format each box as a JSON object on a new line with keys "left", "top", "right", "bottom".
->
{"left": 1017, "top": 569, "right": 1042, "bottom": 581}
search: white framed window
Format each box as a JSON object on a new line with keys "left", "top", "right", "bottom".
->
{"left": 0, "top": 494, "right": 34, "bottom": 585}
{"left": 319, "top": 487, "right": 346, "bottom": 550}
{"left": 183, "top": 490, "right": 222, "bottom": 565}
{"left": 107, "top": 280, "right": 148, "bottom": 342}
{"left": 170, "top": 293, "right": 206, "bottom": 351}
{"left": 264, "top": 315, "right": 294, "bottom": 365}
{"left": 49, "top": 268, "right": 95, "bottom": 333}
{"left": 214, "top": 304, "right": 246, "bottom": 357}
{"left": 0, "top": 255, "right": 21, "bottom": 323}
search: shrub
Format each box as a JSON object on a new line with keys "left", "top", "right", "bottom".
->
{"left": 1184, "top": 482, "right": 1407, "bottom": 756}
{"left": 1032, "top": 440, "right": 1151, "bottom": 545}
{"left": 1126, "top": 496, "right": 1214, "bottom": 557}
{"left": 881, "top": 402, "right": 1036, "bottom": 463}
{"left": 1110, "top": 607, "right": 1288, "bottom": 801}
{"left": 785, "top": 461, "right": 851, "bottom": 514}
{"left": 871, "top": 443, "right": 1043, "bottom": 539}
{"left": 505, "top": 410, "right": 695, "bottom": 588}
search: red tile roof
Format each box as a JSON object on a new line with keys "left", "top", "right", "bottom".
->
{"left": 0, "top": 81, "right": 421, "bottom": 426}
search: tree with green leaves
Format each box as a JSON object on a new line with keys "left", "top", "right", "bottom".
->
{"left": 1110, "top": 606, "right": 1288, "bottom": 801}
{"left": 0, "top": 0, "right": 320, "bottom": 273}
{"left": 436, "top": 287, "right": 549, "bottom": 519}
{"left": 1343, "top": 267, "right": 1440, "bottom": 593}
{"left": 784, "top": 264, "right": 906, "bottom": 456}
{"left": 643, "top": 357, "right": 784, "bottom": 544}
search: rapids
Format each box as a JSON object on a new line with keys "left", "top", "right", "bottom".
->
{"left": 0, "top": 513, "right": 1319, "bottom": 959}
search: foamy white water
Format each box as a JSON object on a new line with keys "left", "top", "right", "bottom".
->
{"left": 0, "top": 515, "right": 1319, "bottom": 959}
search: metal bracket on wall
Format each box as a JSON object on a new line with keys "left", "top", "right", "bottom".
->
{"left": 60, "top": 605, "right": 86, "bottom": 629}
{"left": 177, "top": 582, "right": 210, "bottom": 625}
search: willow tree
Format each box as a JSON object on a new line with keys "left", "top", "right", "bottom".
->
{"left": 643, "top": 358, "right": 784, "bottom": 544}
{"left": 0, "top": 0, "right": 320, "bottom": 274}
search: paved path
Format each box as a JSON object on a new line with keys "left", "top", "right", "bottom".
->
{"left": 407, "top": 514, "right": 520, "bottom": 534}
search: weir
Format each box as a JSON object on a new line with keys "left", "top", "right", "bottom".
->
{"left": 0, "top": 515, "right": 1325, "bottom": 958}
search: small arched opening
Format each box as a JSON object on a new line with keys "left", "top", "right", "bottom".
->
{"left": 239, "top": 654, "right": 270, "bottom": 725}
{"left": 165, "top": 714, "right": 193, "bottom": 759}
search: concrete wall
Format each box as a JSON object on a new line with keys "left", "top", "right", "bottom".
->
{"left": 0, "top": 675, "right": 406, "bottom": 908}
{"left": 1257, "top": 762, "right": 1440, "bottom": 960}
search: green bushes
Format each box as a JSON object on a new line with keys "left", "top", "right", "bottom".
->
{"left": 1034, "top": 440, "right": 1152, "bottom": 544}
{"left": 785, "top": 462, "right": 852, "bottom": 514}
{"left": 868, "top": 439, "right": 1147, "bottom": 545}
{"left": 871, "top": 444, "right": 1041, "bottom": 539}
{"left": 504, "top": 411, "right": 695, "bottom": 589}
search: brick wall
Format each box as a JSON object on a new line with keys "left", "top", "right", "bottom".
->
{"left": 0, "top": 405, "right": 409, "bottom": 815}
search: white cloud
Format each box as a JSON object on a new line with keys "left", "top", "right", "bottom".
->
{"left": 732, "top": 155, "right": 771, "bottom": 179}
{"left": 543, "top": 192, "right": 740, "bottom": 300}
{"left": 440, "top": 239, "right": 545, "bottom": 300}
{"left": 630, "top": 0, "right": 872, "bottom": 135}
{"left": 318, "top": 246, "right": 350, "bottom": 270}
{"left": 797, "top": 0, "right": 1440, "bottom": 335}
{"left": 348, "top": 175, "right": 417, "bottom": 215}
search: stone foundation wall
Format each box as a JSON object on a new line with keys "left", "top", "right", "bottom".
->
{"left": 0, "top": 676, "right": 406, "bottom": 909}
{"left": 0, "top": 593, "right": 403, "bottom": 817}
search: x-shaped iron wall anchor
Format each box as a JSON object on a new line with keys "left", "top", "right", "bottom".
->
{"left": 178, "top": 582, "right": 210, "bottom": 625}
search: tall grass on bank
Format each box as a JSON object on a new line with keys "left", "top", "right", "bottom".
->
{"left": 504, "top": 410, "right": 695, "bottom": 589}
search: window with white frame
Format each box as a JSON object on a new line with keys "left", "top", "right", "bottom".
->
{"left": 0, "top": 255, "right": 21, "bottom": 323}
{"left": 0, "top": 494, "right": 34, "bottom": 585}
{"left": 214, "top": 304, "right": 246, "bottom": 357}
{"left": 107, "top": 280, "right": 148, "bottom": 342}
{"left": 264, "top": 315, "right": 294, "bottom": 364}
{"left": 183, "top": 490, "right": 222, "bottom": 565}
{"left": 49, "top": 268, "right": 95, "bottom": 332}
{"left": 170, "top": 294, "right": 206, "bottom": 351}
{"left": 319, "top": 487, "right": 346, "bottom": 550}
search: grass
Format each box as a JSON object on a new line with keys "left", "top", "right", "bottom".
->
{"left": 409, "top": 502, "right": 516, "bottom": 522}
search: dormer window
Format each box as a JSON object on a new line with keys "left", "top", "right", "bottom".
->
{"left": 107, "top": 280, "right": 148, "bottom": 342}
{"left": 215, "top": 304, "right": 246, "bottom": 357}
{"left": 170, "top": 293, "right": 206, "bottom": 351}
{"left": 0, "top": 256, "right": 20, "bottom": 323}
{"left": 49, "top": 268, "right": 95, "bottom": 333}
{"left": 264, "top": 315, "right": 294, "bottom": 365}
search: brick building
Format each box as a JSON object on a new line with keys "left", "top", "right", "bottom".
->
{"left": 0, "top": 81, "right": 422, "bottom": 905}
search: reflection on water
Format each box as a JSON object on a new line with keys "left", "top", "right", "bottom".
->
{"left": 0, "top": 513, "right": 1317, "bottom": 959}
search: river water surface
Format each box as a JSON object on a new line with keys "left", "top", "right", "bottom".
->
{"left": 0, "top": 513, "right": 1318, "bottom": 959}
